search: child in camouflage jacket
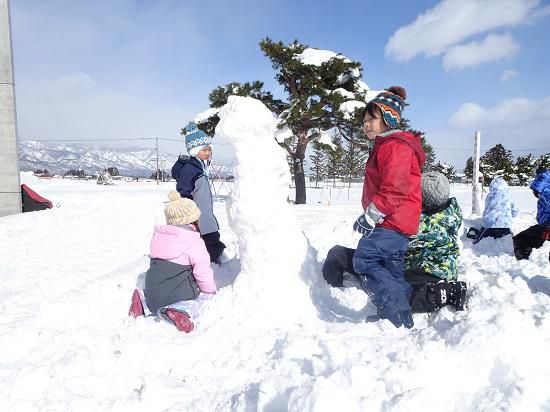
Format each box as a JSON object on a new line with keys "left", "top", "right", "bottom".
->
{"left": 404, "top": 172, "right": 467, "bottom": 313}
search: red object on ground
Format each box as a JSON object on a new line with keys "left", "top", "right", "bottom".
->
{"left": 21, "top": 184, "right": 54, "bottom": 212}
{"left": 128, "top": 289, "right": 144, "bottom": 318}
{"left": 166, "top": 309, "right": 195, "bottom": 333}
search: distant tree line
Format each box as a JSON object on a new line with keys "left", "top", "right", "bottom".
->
{"left": 64, "top": 169, "right": 86, "bottom": 178}
{"left": 463, "top": 144, "right": 549, "bottom": 185}
{"left": 150, "top": 169, "right": 170, "bottom": 181}
{"left": 34, "top": 169, "right": 52, "bottom": 177}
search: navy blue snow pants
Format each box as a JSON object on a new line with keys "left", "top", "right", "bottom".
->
{"left": 352, "top": 227, "right": 413, "bottom": 328}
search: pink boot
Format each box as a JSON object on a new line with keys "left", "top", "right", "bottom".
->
{"left": 128, "top": 289, "right": 144, "bottom": 318}
{"left": 166, "top": 309, "right": 195, "bottom": 333}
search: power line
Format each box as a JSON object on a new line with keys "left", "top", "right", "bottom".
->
{"left": 434, "top": 146, "right": 550, "bottom": 152}
{"left": 18, "top": 137, "right": 232, "bottom": 145}
{"left": 18, "top": 137, "right": 180, "bottom": 142}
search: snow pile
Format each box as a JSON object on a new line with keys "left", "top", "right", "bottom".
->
{"left": 296, "top": 48, "right": 345, "bottom": 66}
{"left": 215, "top": 96, "right": 319, "bottom": 324}
{"left": 193, "top": 107, "right": 220, "bottom": 124}
{"left": 339, "top": 100, "right": 367, "bottom": 119}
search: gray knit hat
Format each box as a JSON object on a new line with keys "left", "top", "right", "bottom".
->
{"left": 164, "top": 191, "right": 200, "bottom": 225}
{"left": 421, "top": 172, "right": 450, "bottom": 210}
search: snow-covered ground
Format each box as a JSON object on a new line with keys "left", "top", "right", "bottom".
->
{"left": 2, "top": 99, "right": 550, "bottom": 411}
{"left": 2, "top": 178, "right": 548, "bottom": 411}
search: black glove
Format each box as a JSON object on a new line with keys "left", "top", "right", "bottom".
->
{"left": 353, "top": 213, "right": 376, "bottom": 237}
{"left": 542, "top": 226, "right": 550, "bottom": 241}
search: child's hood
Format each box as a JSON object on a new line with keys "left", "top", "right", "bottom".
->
{"left": 489, "top": 177, "right": 509, "bottom": 193}
{"left": 531, "top": 170, "right": 550, "bottom": 195}
{"left": 149, "top": 224, "right": 200, "bottom": 260}
{"left": 376, "top": 130, "right": 426, "bottom": 169}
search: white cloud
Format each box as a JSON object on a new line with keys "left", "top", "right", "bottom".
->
{"left": 442, "top": 33, "right": 520, "bottom": 71}
{"left": 426, "top": 96, "right": 550, "bottom": 168}
{"left": 449, "top": 103, "right": 485, "bottom": 127}
{"left": 450, "top": 97, "right": 550, "bottom": 128}
{"left": 447, "top": 97, "right": 550, "bottom": 156}
{"left": 500, "top": 69, "right": 519, "bottom": 82}
{"left": 385, "top": 0, "right": 539, "bottom": 62}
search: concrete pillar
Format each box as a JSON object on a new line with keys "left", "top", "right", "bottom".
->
{"left": 0, "top": 0, "right": 22, "bottom": 217}
{"left": 472, "top": 130, "right": 482, "bottom": 215}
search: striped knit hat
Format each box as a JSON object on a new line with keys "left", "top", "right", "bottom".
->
{"left": 183, "top": 122, "right": 212, "bottom": 157}
{"left": 369, "top": 86, "right": 406, "bottom": 129}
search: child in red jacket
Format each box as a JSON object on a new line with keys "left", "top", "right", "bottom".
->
{"left": 352, "top": 86, "right": 426, "bottom": 329}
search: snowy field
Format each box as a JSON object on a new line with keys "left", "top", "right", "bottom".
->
{"left": 1, "top": 174, "right": 549, "bottom": 411}
{"left": 1, "top": 95, "right": 549, "bottom": 411}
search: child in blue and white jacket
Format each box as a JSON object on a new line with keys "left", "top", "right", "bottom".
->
{"left": 470, "top": 177, "right": 518, "bottom": 243}
{"left": 171, "top": 122, "right": 226, "bottom": 264}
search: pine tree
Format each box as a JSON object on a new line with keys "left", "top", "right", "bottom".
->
{"left": 201, "top": 39, "right": 371, "bottom": 204}
{"left": 480, "top": 144, "right": 514, "bottom": 184}
{"left": 464, "top": 157, "right": 474, "bottom": 180}
{"left": 259, "top": 38, "right": 369, "bottom": 203}
{"left": 400, "top": 118, "right": 436, "bottom": 171}
{"left": 433, "top": 161, "right": 456, "bottom": 181}
{"left": 309, "top": 142, "right": 328, "bottom": 188}
{"left": 535, "top": 153, "right": 550, "bottom": 174}
{"left": 515, "top": 154, "right": 536, "bottom": 185}
{"left": 325, "top": 134, "right": 345, "bottom": 187}
{"left": 340, "top": 127, "right": 368, "bottom": 183}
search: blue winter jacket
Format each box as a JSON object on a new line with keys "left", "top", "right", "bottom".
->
{"left": 530, "top": 170, "right": 550, "bottom": 225}
{"left": 481, "top": 177, "right": 518, "bottom": 229}
{"left": 171, "top": 155, "right": 219, "bottom": 235}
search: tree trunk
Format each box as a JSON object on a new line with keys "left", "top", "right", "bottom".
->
{"left": 293, "top": 133, "right": 308, "bottom": 204}
{"left": 294, "top": 158, "right": 306, "bottom": 204}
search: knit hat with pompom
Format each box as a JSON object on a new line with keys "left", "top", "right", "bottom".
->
{"left": 164, "top": 191, "right": 201, "bottom": 225}
{"left": 368, "top": 86, "right": 407, "bottom": 129}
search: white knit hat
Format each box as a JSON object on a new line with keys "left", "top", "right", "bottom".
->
{"left": 164, "top": 191, "right": 200, "bottom": 225}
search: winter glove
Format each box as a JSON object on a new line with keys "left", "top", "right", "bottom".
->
{"left": 542, "top": 226, "right": 550, "bottom": 241}
{"left": 353, "top": 213, "right": 376, "bottom": 237}
{"left": 353, "top": 203, "right": 386, "bottom": 237}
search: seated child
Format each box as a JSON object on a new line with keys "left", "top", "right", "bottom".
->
{"left": 323, "top": 172, "right": 467, "bottom": 314}
{"left": 467, "top": 177, "right": 518, "bottom": 244}
{"left": 513, "top": 170, "right": 550, "bottom": 262}
{"left": 171, "top": 122, "right": 226, "bottom": 264}
{"left": 404, "top": 172, "right": 467, "bottom": 313}
{"left": 128, "top": 191, "right": 217, "bottom": 333}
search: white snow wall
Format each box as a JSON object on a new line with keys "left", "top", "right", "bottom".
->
{"left": 216, "top": 96, "right": 318, "bottom": 324}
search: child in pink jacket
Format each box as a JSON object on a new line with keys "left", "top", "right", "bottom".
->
{"left": 128, "top": 191, "right": 216, "bottom": 333}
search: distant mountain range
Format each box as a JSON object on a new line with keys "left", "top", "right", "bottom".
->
{"left": 18, "top": 140, "right": 179, "bottom": 177}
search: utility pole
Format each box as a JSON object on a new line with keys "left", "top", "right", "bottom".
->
{"left": 0, "top": 0, "right": 21, "bottom": 216}
{"left": 472, "top": 130, "right": 482, "bottom": 215}
{"left": 155, "top": 137, "right": 159, "bottom": 185}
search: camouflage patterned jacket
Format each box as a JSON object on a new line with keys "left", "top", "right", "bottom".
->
{"left": 405, "top": 197, "right": 463, "bottom": 280}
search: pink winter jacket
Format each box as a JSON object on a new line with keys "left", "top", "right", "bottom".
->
{"left": 149, "top": 224, "right": 216, "bottom": 293}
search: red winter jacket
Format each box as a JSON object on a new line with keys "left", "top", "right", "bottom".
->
{"left": 361, "top": 130, "right": 426, "bottom": 236}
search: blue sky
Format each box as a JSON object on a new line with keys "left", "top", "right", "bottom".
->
{"left": 10, "top": 0, "right": 550, "bottom": 168}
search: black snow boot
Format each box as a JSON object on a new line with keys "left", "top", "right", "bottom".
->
{"left": 411, "top": 281, "right": 468, "bottom": 313}
{"left": 435, "top": 280, "right": 468, "bottom": 311}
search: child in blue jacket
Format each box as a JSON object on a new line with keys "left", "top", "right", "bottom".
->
{"left": 513, "top": 170, "right": 550, "bottom": 262}
{"left": 171, "top": 122, "right": 225, "bottom": 264}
